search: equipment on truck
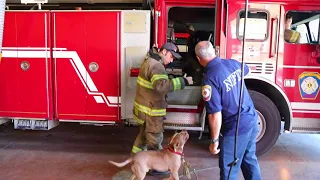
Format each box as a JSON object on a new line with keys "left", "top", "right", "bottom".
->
{"left": 0, "top": 0, "right": 319, "bottom": 157}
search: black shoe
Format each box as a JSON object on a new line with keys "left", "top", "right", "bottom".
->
{"left": 147, "top": 170, "right": 170, "bottom": 176}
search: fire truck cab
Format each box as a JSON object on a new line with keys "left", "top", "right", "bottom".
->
{"left": 0, "top": 0, "right": 319, "bottom": 156}
{"left": 153, "top": 0, "right": 320, "bottom": 156}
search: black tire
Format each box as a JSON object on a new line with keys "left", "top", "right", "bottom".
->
{"left": 248, "top": 90, "right": 281, "bottom": 156}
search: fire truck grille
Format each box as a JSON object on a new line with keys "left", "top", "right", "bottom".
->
{"left": 246, "top": 62, "right": 275, "bottom": 75}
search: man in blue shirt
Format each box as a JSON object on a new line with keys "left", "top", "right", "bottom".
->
{"left": 195, "top": 41, "right": 261, "bottom": 180}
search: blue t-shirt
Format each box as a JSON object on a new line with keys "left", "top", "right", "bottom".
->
{"left": 202, "top": 57, "right": 258, "bottom": 136}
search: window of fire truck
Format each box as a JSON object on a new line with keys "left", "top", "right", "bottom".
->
{"left": 309, "top": 18, "right": 319, "bottom": 43}
{"left": 166, "top": 6, "right": 215, "bottom": 54}
{"left": 286, "top": 11, "right": 320, "bottom": 44}
{"left": 237, "top": 10, "right": 268, "bottom": 41}
{"left": 165, "top": 6, "right": 215, "bottom": 85}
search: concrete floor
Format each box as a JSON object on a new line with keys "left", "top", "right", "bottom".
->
{"left": 0, "top": 122, "right": 319, "bottom": 180}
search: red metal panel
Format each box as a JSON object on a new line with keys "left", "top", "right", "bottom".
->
{"left": 53, "top": 11, "right": 121, "bottom": 122}
{"left": 292, "top": 112, "right": 320, "bottom": 119}
{"left": 158, "top": 0, "right": 320, "bottom": 8}
{"left": 158, "top": 0, "right": 214, "bottom": 5}
{"left": 0, "top": 12, "right": 18, "bottom": 117}
{"left": 85, "top": 11, "right": 121, "bottom": 122}
{"left": 227, "top": 0, "right": 320, "bottom": 5}
{"left": 0, "top": 11, "right": 52, "bottom": 119}
{"left": 226, "top": 3, "right": 281, "bottom": 61}
{"left": 215, "top": 0, "right": 227, "bottom": 58}
{"left": 276, "top": 5, "right": 320, "bottom": 118}
{"left": 53, "top": 11, "right": 87, "bottom": 120}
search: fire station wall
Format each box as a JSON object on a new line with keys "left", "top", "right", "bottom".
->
{"left": 0, "top": 11, "right": 53, "bottom": 120}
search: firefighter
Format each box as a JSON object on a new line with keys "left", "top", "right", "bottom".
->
{"left": 184, "top": 24, "right": 211, "bottom": 86}
{"left": 284, "top": 13, "right": 300, "bottom": 43}
{"left": 195, "top": 41, "right": 262, "bottom": 180}
{"left": 131, "top": 42, "right": 193, "bottom": 175}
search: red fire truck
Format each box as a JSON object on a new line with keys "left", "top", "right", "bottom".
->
{"left": 0, "top": 0, "right": 319, "bottom": 156}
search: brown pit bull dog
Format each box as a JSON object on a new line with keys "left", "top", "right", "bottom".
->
{"left": 109, "top": 130, "right": 190, "bottom": 180}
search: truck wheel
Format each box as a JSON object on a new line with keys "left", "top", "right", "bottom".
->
{"left": 248, "top": 90, "right": 281, "bottom": 156}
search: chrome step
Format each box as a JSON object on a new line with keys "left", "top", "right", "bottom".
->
{"left": 167, "top": 104, "right": 198, "bottom": 109}
{"left": 163, "top": 110, "right": 204, "bottom": 131}
{"left": 291, "top": 128, "right": 320, "bottom": 133}
{"left": 125, "top": 108, "right": 207, "bottom": 133}
{"left": 167, "top": 86, "right": 201, "bottom": 106}
{"left": 291, "top": 118, "right": 320, "bottom": 133}
{"left": 13, "top": 119, "right": 59, "bottom": 130}
{"left": 164, "top": 123, "right": 203, "bottom": 131}
{"left": 0, "top": 118, "right": 10, "bottom": 126}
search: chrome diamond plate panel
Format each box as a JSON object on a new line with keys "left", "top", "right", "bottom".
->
{"left": 120, "top": 10, "right": 151, "bottom": 119}
{"left": 167, "top": 86, "right": 202, "bottom": 105}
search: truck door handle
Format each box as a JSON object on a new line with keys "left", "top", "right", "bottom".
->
{"left": 269, "top": 17, "right": 279, "bottom": 58}
{"left": 21, "top": 61, "right": 30, "bottom": 71}
{"left": 89, "top": 62, "right": 99, "bottom": 72}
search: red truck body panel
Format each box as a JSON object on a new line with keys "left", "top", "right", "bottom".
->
{"left": 52, "top": 11, "right": 121, "bottom": 122}
{"left": 0, "top": 0, "right": 319, "bottom": 128}
{"left": 1, "top": 11, "right": 121, "bottom": 123}
{"left": 278, "top": 4, "right": 320, "bottom": 119}
{"left": 0, "top": 11, "right": 53, "bottom": 120}
{"left": 222, "top": 1, "right": 320, "bottom": 119}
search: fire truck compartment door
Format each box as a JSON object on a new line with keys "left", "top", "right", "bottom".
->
{"left": 53, "top": 12, "right": 87, "bottom": 121}
{"left": 0, "top": 11, "right": 52, "bottom": 119}
{"left": 278, "top": 6, "right": 320, "bottom": 120}
{"left": 53, "top": 11, "right": 121, "bottom": 122}
{"left": 85, "top": 12, "right": 121, "bottom": 122}
{"left": 226, "top": 3, "right": 281, "bottom": 82}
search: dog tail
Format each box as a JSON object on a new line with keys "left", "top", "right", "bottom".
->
{"left": 108, "top": 157, "right": 132, "bottom": 168}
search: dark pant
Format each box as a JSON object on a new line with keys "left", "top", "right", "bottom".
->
{"left": 131, "top": 115, "right": 164, "bottom": 155}
{"left": 219, "top": 124, "right": 262, "bottom": 180}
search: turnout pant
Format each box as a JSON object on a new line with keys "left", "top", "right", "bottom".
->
{"left": 219, "top": 124, "right": 262, "bottom": 180}
{"left": 131, "top": 115, "right": 164, "bottom": 155}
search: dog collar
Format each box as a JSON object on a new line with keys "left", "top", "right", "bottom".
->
{"left": 166, "top": 147, "right": 184, "bottom": 157}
